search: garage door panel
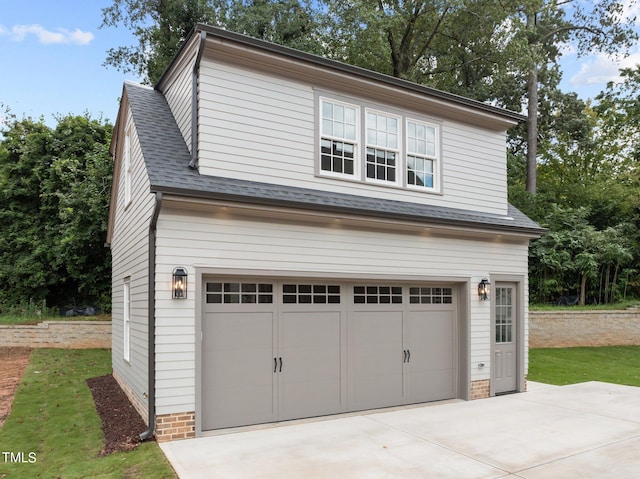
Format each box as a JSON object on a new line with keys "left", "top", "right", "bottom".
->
{"left": 202, "top": 311, "right": 276, "bottom": 430}
{"left": 202, "top": 280, "right": 459, "bottom": 431}
{"left": 350, "top": 311, "right": 404, "bottom": 410}
{"left": 280, "top": 311, "right": 343, "bottom": 419}
{"left": 406, "top": 310, "right": 456, "bottom": 403}
{"left": 408, "top": 369, "right": 456, "bottom": 402}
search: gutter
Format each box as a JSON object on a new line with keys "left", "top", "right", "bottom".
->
{"left": 140, "top": 191, "right": 163, "bottom": 441}
{"left": 188, "top": 31, "right": 207, "bottom": 170}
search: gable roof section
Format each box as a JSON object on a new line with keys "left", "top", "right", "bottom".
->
{"left": 125, "top": 82, "right": 544, "bottom": 237}
{"left": 158, "top": 25, "right": 524, "bottom": 130}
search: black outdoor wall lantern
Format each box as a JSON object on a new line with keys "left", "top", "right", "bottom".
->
{"left": 172, "top": 267, "right": 188, "bottom": 299}
{"left": 478, "top": 278, "right": 490, "bottom": 301}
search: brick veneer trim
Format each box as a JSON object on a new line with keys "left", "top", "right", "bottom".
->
{"left": 156, "top": 412, "right": 196, "bottom": 442}
{"left": 471, "top": 379, "right": 490, "bottom": 399}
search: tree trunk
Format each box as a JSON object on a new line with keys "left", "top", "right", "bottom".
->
{"left": 611, "top": 263, "right": 620, "bottom": 303}
{"left": 580, "top": 272, "right": 587, "bottom": 305}
{"left": 526, "top": 12, "right": 538, "bottom": 195}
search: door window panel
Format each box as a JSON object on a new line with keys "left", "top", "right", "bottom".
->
{"left": 495, "top": 287, "right": 513, "bottom": 343}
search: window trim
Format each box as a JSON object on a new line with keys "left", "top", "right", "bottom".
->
{"left": 364, "top": 108, "right": 402, "bottom": 187}
{"left": 316, "top": 93, "right": 442, "bottom": 194}
{"left": 123, "top": 277, "right": 131, "bottom": 363}
{"left": 406, "top": 118, "right": 440, "bottom": 192}
{"left": 318, "top": 97, "right": 361, "bottom": 180}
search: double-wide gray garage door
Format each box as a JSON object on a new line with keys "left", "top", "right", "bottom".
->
{"left": 202, "top": 279, "right": 458, "bottom": 430}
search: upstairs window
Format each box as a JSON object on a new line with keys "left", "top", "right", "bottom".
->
{"left": 320, "top": 99, "right": 358, "bottom": 177}
{"left": 407, "top": 120, "right": 438, "bottom": 190}
{"left": 366, "top": 111, "right": 400, "bottom": 185}
{"left": 317, "top": 96, "right": 441, "bottom": 193}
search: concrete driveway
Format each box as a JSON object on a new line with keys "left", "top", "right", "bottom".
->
{"left": 160, "top": 381, "right": 640, "bottom": 478}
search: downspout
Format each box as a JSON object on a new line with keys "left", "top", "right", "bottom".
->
{"left": 140, "top": 191, "right": 163, "bottom": 441}
{"left": 188, "top": 30, "right": 207, "bottom": 170}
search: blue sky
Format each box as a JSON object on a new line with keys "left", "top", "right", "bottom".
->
{"left": 1, "top": 1, "right": 639, "bottom": 128}
{"left": 0, "top": 0, "right": 136, "bottom": 126}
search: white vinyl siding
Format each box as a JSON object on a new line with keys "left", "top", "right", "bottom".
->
{"left": 124, "top": 278, "right": 131, "bottom": 362}
{"left": 153, "top": 206, "right": 529, "bottom": 415}
{"left": 162, "top": 53, "right": 195, "bottom": 153}
{"left": 123, "top": 125, "right": 132, "bottom": 207}
{"left": 111, "top": 107, "right": 155, "bottom": 420}
{"left": 197, "top": 58, "right": 508, "bottom": 215}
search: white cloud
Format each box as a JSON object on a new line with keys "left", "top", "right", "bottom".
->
{"left": 568, "top": 49, "right": 640, "bottom": 88}
{"left": 621, "top": 0, "right": 640, "bottom": 25}
{"left": 0, "top": 24, "right": 94, "bottom": 45}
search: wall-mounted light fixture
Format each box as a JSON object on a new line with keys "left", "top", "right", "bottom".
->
{"left": 172, "top": 267, "right": 188, "bottom": 299}
{"left": 478, "top": 278, "right": 490, "bottom": 301}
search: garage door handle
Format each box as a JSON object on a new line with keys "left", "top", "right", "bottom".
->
{"left": 403, "top": 350, "right": 407, "bottom": 363}
{"left": 279, "top": 357, "right": 283, "bottom": 372}
{"left": 274, "top": 357, "right": 277, "bottom": 373}
{"left": 407, "top": 349, "right": 411, "bottom": 363}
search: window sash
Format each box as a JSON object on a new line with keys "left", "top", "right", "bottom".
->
{"left": 365, "top": 110, "right": 401, "bottom": 185}
{"left": 406, "top": 120, "right": 438, "bottom": 190}
{"left": 320, "top": 99, "right": 359, "bottom": 177}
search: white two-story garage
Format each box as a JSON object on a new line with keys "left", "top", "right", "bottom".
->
{"left": 107, "top": 24, "right": 544, "bottom": 441}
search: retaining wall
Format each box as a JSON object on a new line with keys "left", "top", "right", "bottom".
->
{"left": 529, "top": 310, "right": 640, "bottom": 348}
{"left": 0, "top": 321, "right": 111, "bottom": 348}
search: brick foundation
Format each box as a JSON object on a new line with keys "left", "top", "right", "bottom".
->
{"left": 156, "top": 412, "right": 196, "bottom": 442}
{"left": 470, "top": 379, "right": 490, "bottom": 399}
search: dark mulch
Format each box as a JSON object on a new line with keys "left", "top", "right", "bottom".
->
{"left": 0, "top": 347, "right": 32, "bottom": 428}
{"left": 86, "top": 374, "right": 149, "bottom": 456}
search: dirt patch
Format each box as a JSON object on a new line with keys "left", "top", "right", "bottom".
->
{"left": 0, "top": 347, "right": 32, "bottom": 428}
{"left": 86, "top": 374, "right": 148, "bottom": 456}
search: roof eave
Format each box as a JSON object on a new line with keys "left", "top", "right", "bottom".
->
{"left": 150, "top": 184, "right": 545, "bottom": 239}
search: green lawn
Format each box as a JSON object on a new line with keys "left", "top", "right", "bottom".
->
{"left": 0, "top": 349, "right": 176, "bottom": 479}
{"left": 0, "top": 314, "right": 111, "bottom": 326}
{"left": 530, "top": 300, "right": 640, "bottom": 311}
{"left": 528, "top": 346, "right": 640, "bottom": 386}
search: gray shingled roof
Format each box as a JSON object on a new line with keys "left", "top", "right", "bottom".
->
{"left": 125, "top": 82, "right": 545, "bottom": 237}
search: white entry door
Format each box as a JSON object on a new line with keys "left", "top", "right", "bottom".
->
{"left": 493, "top": 284, "right": 517, "bottom": 394}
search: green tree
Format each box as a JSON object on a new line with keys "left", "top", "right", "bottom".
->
{"left": 517, "top": 0, "right": 637, "bottom": 194}
{"left": 529, "top": 206, "right": 601, "bottom": 305}
{"left": 101, "top": 0, "right": 322, "bottom": 84}
{"left": 0, "top": 115, "right": 113, "bottom": 311}
{"left": 322, "top": 0, "right": 636, "bottom": 195}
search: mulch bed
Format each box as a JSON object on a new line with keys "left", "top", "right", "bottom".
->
{"left": 86, "top": 374, "right": 149, "bottom": 456}
{"left": 0, "top": 347, "right": 32, "bottom": 429}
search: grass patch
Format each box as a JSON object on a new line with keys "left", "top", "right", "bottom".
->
{"left": 0, "top": 314, "right": 111, "bottom": 326}
{"left": 0, "top": 349, "right": 175, "bottom": 479}
{"left": 530, "top": 300, "right": 640, "bottom": 311}
{"left": 0, "top": 300, "right": 111, "bottom": 325}
{"left": 528, "top": 346, "right": 640, "bottom": 386}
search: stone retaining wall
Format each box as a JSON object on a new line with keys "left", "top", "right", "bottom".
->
{"left": 0, "top": 321, "right": 111, "bottom": 348}
{"left": 529, "top": 310, "right": 640, "bottom": 348}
